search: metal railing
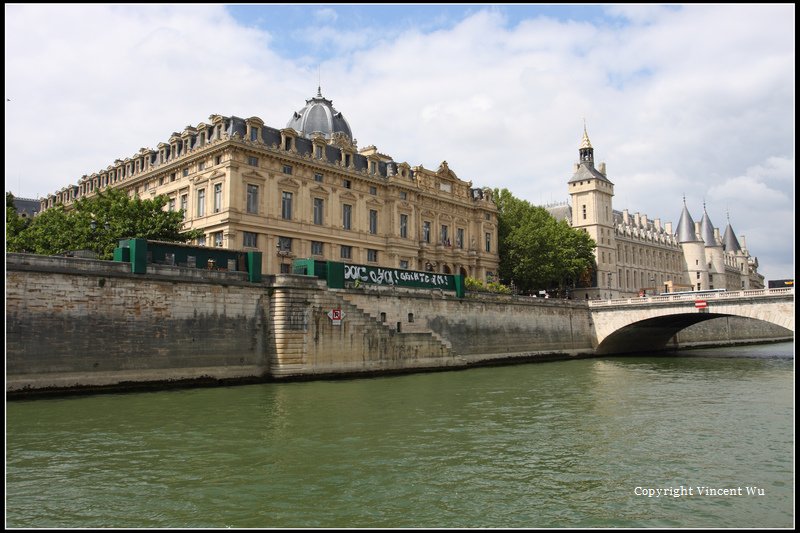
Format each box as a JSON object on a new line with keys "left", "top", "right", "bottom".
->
{"left": 588, "top": 287, "right": 794, "bottom": 307}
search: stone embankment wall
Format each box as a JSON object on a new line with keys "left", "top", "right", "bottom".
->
{"left": 6, "top": 253, "right": 791, "bottom": 397}
{"left": 6, "top": 253, "right": 269, "bottom": 393}
{"left": 673, "top": 317, "right": 793, "bottom": 347}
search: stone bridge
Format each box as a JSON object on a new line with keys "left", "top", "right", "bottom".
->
{"left": 588, "top": 288, "right": 794, "bottom": 354}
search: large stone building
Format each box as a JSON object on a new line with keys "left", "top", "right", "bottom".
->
{"left": 39, "top": 88, "right": 500, "bottom": 279}
{"left": 548, "top": 127, "right": 764, "bottom": 299}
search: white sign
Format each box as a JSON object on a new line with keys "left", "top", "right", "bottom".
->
{"left": 327, "top": 308, "right": 345, "bottom": 325}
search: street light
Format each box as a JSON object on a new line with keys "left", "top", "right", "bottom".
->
{"left": 649, "top": 275, "right": 655, "bottom": 297}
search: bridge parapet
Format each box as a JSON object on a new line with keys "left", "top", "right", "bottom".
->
{"left": 588, "top": 288, "right": 793, "bottom": 308}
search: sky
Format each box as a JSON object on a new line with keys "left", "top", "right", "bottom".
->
{"left": 4, "top": 4, "right": 795, "bottom": 282}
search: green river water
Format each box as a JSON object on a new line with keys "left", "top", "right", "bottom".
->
{"left": 5, "top": 342, "right": 794, "bottom": 528}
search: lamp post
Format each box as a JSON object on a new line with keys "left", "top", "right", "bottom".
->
{"left": 649, "top": 275, "right": 655, "bottom": 297}
{"left": 607, "top": 272, "right": 613, "bottom": 300}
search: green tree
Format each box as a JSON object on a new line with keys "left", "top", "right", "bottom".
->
{"left": 8, "top": 188, "right": 202, "bottom": 259}
{"left": 494, "top": 188, "right": 595, "bottom": 295}
{"left": 6, "top": 192, "right": 30, "bottom": 251}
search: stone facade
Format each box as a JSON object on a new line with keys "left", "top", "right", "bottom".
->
{"left": 38, "top": 90, "right": 500, "bottom": 281}
{"left": 550, "top": 127, "right": 764, "bottom": 299}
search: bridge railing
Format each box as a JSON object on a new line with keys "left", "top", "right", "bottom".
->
{"left": 588, "top": 287, "right": 794, "bottom": 307}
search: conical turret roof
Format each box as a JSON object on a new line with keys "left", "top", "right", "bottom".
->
{"left": 699, "top": 206, "right": 718, "bottom": 247}
{"left": 722, "top": 221, "right": 742, "bottom": 252}
{"left": 675, "top": 201, "right": 701, "bottom": 243}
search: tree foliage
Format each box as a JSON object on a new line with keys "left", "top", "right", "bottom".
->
{"left": 6, "top": 189, "right": 202, "bottom": 259}
{"left": 6, "top": 192, "right": 30, "bottom": 250}
{"left": 494, "top": 188, "right": 596, "bottom": 295}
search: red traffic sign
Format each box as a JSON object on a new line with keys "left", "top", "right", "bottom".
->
{"left": 695, "top": 300, "right": 708, "bottom": 309}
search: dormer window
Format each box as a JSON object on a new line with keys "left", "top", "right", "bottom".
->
{"left": 250, "top": 127, "right": 259, "bottom": 141}
{"left": 284, "top": 136, "right": 293, "bottom": 151}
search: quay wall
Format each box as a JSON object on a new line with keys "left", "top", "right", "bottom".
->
{"left": 6, "top": 254, "right": 791, "bottom": 396}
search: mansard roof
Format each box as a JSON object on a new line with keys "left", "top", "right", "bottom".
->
{"left": 545, "top": 203, "right": 572, "bottom": 222}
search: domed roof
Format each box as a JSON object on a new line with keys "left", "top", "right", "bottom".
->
{"left": 287, "top": 87, "right": 353, "bottom": 140}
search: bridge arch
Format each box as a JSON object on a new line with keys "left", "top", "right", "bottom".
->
{"left": 589, "top": 289, "right": 794, "bottom": 355}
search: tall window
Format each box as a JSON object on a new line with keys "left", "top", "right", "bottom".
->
{"left": 246, "top": 184, "right": 258, "bottom": 214}
{"left": 311, "top": 241, "right": 323, "bottom": 255}
{"left": 278, "top": 236, "right": 292, "bottom": 252}
{"left": 340, "top": 245, "right": 352, "bottom": 259}
{"left": 180, "top": 194, "right": 188, "bottom": 220}
{"left": 367, "top": 249, "right": 378, "bottom": 262}
{"left": 197, "top": 189, "right": 205, "bottom": 217}
{"left": 400, "top": 260, "right": 409, "bottom": 269}
{"left": 250, "top": 127, "right": 259, "bottom": 141}
{"left": 456, "top": 228, "right": 464, "bottom": 249}
{"left": 441, "top": 224, "right": 449, "bottom": 245}
{"left": 423, "top": 221, "right": 431, "bottom": 243}
{"left": 485, "top": 232, "right": 491, "bottom": 252}
{"left": 168, "top": 198, "right": 175, "bottom": 212}
{"left": 281, "top": 191, "right": 293, "bottom": 220}
{"left": 315, "top": 146, "right": 323, "bottom": 159}
{"left": 369, "top": 210, "right": 378, "bottom": 234}
{"left": 213, "top": 183, "right": 222, "bottom": 213}
{"left": 313, "top": 198, "right": 324, "bottom": 225}
{"left": 282, "top": 164, "right": 292, "bottom": 175}
{"left": 197, "top": 235, "right": 206, "bottom": 246}
{"left": 400, "top": 214, "right": 408, "bottom": 238}
{"left": 342, "top": 204, "right": 352, "bottom": 230}
{"left": 213, "top": 231, "right": 223, "bottom": 247}
{"left": 243, "top": 232, "right": 257, "bottom": 248}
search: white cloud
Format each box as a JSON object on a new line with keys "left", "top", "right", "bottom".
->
{"left": 4, "top": 4, "right": 794, "bottom": 281}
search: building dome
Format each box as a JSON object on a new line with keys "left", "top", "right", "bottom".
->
{"left": 287, "top": 87, "right": 353, "bottom": 140}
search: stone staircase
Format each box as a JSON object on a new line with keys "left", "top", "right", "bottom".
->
{"left": 268, "top": 281, "right": 457, "bottom": 378}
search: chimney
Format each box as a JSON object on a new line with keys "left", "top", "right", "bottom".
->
{"left": 654, "top": 218, "right": 662, "bottom": 231}
{"left": 623, "top": 209, "right": 630, "bottom": 224}
{"left": 665, "top": 221, "right": 673, "bottom": 234}
{"left": 634, "top": 212, "right": 641, "bottom": 227}
{"left": 598, "top": 162, "right": 606, "bottom": 176}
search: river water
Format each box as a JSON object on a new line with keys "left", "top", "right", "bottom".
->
{"left": 6, "top": 342, "right": 794, "bottom": 528}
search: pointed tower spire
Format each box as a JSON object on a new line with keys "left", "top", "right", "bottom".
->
{"left": 579, "top": 121, "right": 594, "bottom": 167}
{"left": 676, "top": 202, "right": 701, "bottom": 243}
{"left": 722, "top": 218, "right": 742, "bottom": 252}
{"left": 699, "top": 203, "right": 718, "bottom": 247}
